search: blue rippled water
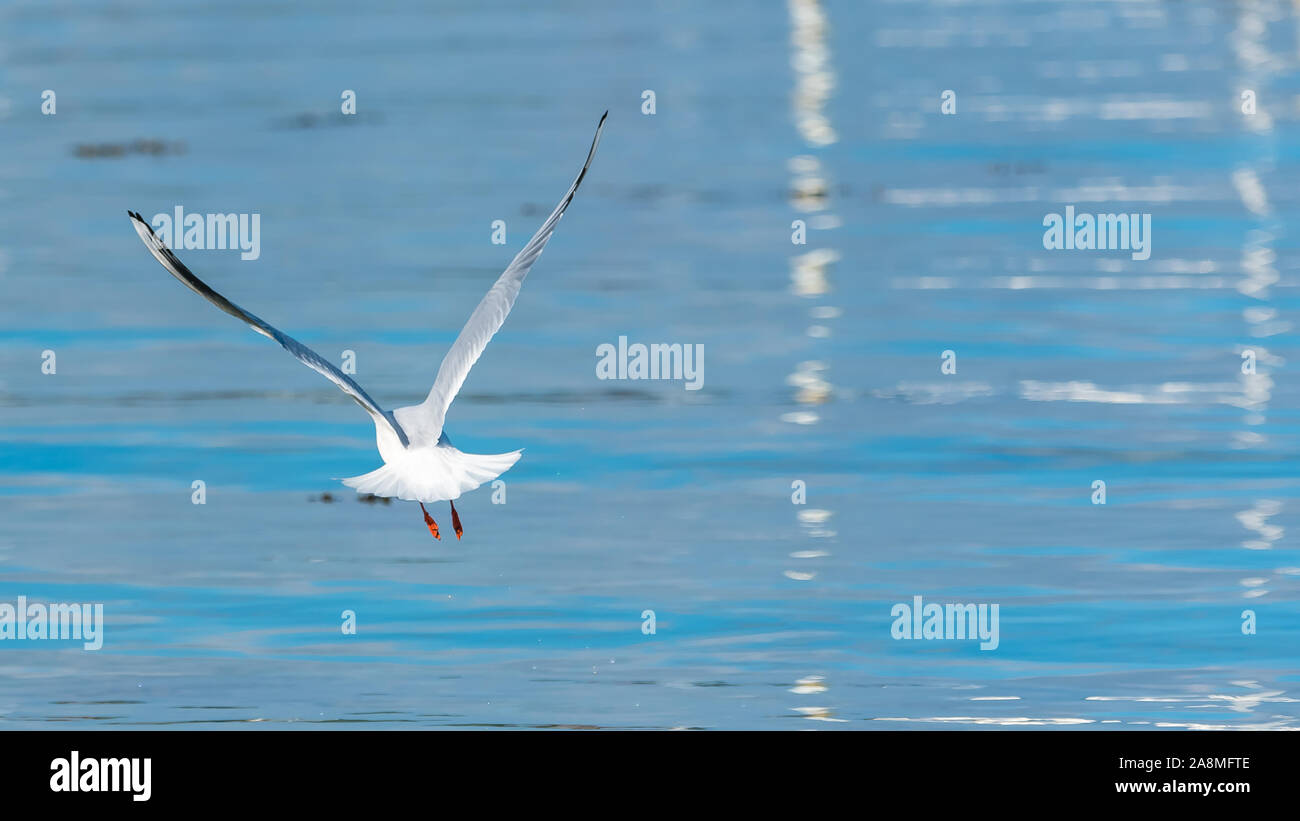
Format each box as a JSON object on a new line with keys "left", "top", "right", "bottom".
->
{"left": 1, "top": 0, "right": 1298, "bottom": 728}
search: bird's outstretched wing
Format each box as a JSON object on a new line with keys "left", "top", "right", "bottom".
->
{"left": 125, "top": 211, "right": 409, "bottom": 446}
{"left": 401, "top": 111, "right": 607, "bottom": 445}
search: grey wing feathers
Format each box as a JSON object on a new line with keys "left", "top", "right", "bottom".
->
{"left": 125, "top": 210, "right": 408, "bottom": 446}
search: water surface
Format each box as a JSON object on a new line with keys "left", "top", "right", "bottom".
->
{"left": 1, "top": 0, "right": 1299, "bottom": 729}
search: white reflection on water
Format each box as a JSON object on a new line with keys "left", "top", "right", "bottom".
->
{"left": 875, "top": 717, "right": 1095, "bottom": 726}
{"left": 782, "top": 0, "right": 840, "bottom": 605}
{"left": 1020, "top": 380, "right": 1243, "bottom": 405}
{"left": 778, "top": 2, "right": 844, "bottom": 727}
{"left": 1236, "top": 499, "right": 1282, "bottom": 551}
{"left": 787, "top": 360, "right": 831, "bottom": 405}
{"left": 790, "top": 676, "right": 844, "bottom": 722}
{"left": 787, "top": 0, "right": 837, "bottom": 147}
{"left": 1230, "top": 0, "right": 1283, "bottom": 601}
{"left": 1087, "top": 684, "right": 1300, "bottom": 714}
{"left": 794, "top": 706, "right": 848, "bottom": 722}
{"left": 790, "top": 675, "right": 827, "bottom": 695}
{"left": 790, "top": 247, "right": 838, "bottom": 297}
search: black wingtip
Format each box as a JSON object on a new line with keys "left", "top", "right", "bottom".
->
{"left": 600, "top": 110, "right": 608, "bottom": 123}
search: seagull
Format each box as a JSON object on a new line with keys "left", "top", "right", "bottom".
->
{"left": 127, "top": 112, "right": 606, "bottom": 540}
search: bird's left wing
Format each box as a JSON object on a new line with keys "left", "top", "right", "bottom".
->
{"left": 402, "top": 111, "right": 607, "bottom": 444}
{"left": 126, "top": 211, "right": 409, "bottom": 446}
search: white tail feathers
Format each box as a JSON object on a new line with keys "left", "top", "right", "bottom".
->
{"left": 341, "top": 447, "right": 522, "bottom": 503}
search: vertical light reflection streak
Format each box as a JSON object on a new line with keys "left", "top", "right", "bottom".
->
{"left": 1229, "top": 0, "right": 1287, "bottom": 597}
{"left": 784, "top": 0, "right": 843, "bottom": 722}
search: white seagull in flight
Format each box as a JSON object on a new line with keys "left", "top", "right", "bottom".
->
{"left": 127, "top": 112, "right": 606, "bottom": 540}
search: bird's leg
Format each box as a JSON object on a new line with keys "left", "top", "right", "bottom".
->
{"left": 419, "top": 502, "right": 440, "bottom": 540}
{"left": 450, "top": 500, "right": 463, "bottom": 540}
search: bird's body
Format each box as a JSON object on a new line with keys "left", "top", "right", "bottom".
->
{"left": 342, "top": 427, "right": 520, "bottom": 504}
{"left": 127, "top": 112, "right": 606, "bottom": 537}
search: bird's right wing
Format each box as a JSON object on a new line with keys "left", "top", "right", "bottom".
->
{"left": 405, "top": 111, "right": 607, "bottom": 443}
{"left": 126, "top": 210, "right": 409, "bottom": 446}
